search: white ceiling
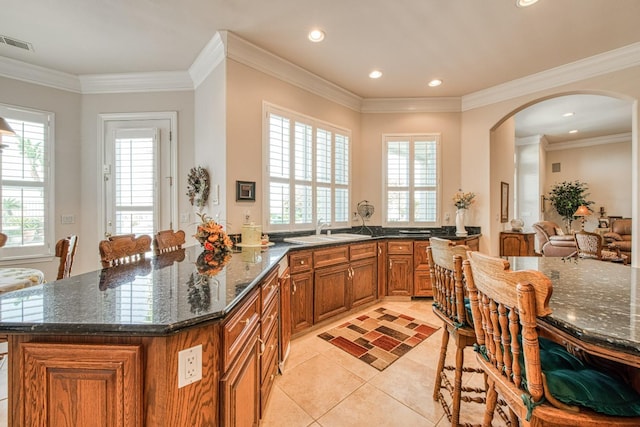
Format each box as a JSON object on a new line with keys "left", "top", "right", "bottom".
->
{"left": 1, "top": 0, "right": 639, "bottom": 142}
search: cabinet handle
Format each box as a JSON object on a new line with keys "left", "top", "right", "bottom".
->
{"left": 292, "top": 280, "right": 297, "bottom": 294}
{"left": 258, "top": 338, "right": 265, "bottom": 356}
{"left": 240, "top": 317, "right": 252, "bottom": 325}
{"left": 270, "top": 374, "right": 275, "bottom": 382}
{"left": 389, "top": 260, "right": 392, "bottom": 269}
{"left": 378, "top": 246, "right": 382, "bottom": 255}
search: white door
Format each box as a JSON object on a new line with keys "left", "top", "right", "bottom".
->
{"left": 103, "top": 118, "right": 174, "bottom": 237}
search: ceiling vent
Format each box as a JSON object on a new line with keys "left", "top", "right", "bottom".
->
{"left": 0, "top": 35, "right": 34, "bottom": 52}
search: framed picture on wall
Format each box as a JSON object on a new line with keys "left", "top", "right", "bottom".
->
{"left": 500, "top": 181, "right": 509, "bottom": 223}
{"left": 236, "top": 181, "right": 256, "bottom": 201}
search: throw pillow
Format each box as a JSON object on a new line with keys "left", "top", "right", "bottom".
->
{"left": 554, "top": 227, "right": 564, "bottom": 236}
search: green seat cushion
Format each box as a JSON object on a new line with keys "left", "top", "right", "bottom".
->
{"left": 544, "top": 368, "right": 640, "bottom": 416}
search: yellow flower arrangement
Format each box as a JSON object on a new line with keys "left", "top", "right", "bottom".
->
{"left": 453, "top": 190, "right": 476, "bottom": 209}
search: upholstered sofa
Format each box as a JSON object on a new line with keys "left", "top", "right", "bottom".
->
{"left": 532, "top": 221, "right": 577, "bottom": 257}
{"left": 604, "top": 218, "right": 632, "bottom": 258}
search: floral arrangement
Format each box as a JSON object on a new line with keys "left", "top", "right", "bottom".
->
{"left": 453, "top": 190, "right": 476, "bottom": 209}
{"left": 186, "top": 166, "right": 210, "bottom": 209}
{"left": 186, "top": 272, "right": 212, "bottom": 314}
{"left": 194, "top": 212, "right": 233, "bottom": 253}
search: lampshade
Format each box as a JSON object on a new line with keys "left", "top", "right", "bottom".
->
{"left": 0, "top": 117, "right": 15, "bottom": 136}
{"left": 574, "top": 205, "right": 591, "bottom": 217}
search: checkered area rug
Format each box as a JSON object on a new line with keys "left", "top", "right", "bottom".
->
{"left": 318, "top": 307, "right": 439, "bottom": 371}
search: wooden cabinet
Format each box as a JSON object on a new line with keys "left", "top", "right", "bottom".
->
{"left": 377, "top": 242, "right": 387, "bottom": 298}
{"left": 259, "top": 269, "right": 279, "bottom": 417}
{"left": 459, "top": 236, "right": 480, "bottom": 251}
{"left": 500, "top": 232, "right": 535, "bottom": 256}
{"left": 290, "top": 270, "right": 313, "bottom": 334}
{"left": 278, "top": 266, "right": 291, "bottom": 367}
{"left": 314, "top": 262, "right": 350, "bottom": 322}
{"left": 351, "top": 257, "right": 377, "bottom": 307}
{"left": 19, "top": 343, "right": 142, "bottom": 427}
{"left": 221, "top": 325, "right": 260, "bottom": 427}
{"left": 413, "top": 240, "right": 432, "bottom": 297}
{"left": 387, "top": 241, "right": 413, "bottom": 296}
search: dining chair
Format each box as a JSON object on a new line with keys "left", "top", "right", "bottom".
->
{"left": 99, "top": 234, "right": 152, "bottom": 268}
{"left": 0, "top": 232, "right": 7, "bottom": 248}
{"left": 153, "top": 229, "right": 186, "bottom": 255}
{"left": 427, "top": 237, "right": 485, "bottom": 427}
{"left": 55, "top": 235, "right": 78, "bottom": 280}
{"left": 463, "top": 251, "right": 640, "bottom": 426}
{"left": 574, "top": 230, "right": 627, "bottom": 263}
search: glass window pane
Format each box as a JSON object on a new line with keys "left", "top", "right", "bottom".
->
{"left": 414, "top": 140, "right": 437, "bottom": 187}
{"left": 414, "top": 190, "right": 437, "bottom": 222}
{"left": 316, "top": 128, "right": 332, "bottom": 183}
{"left": 294, "top": 185, "right": 312, "bottom": 224}
{"left": 316, "top": 186, "right": 331, "bottom": 224}
{"left": 269, "top": 182, "right": 289, "bottom": 225}
{"left": 334, "top": 188, "right": 348, "bottom": 222}
{"left": 294, "top": 122, "right": 312, "bottom": 181}
{"left": 335, "top": 134, "right": 349, "bottom": 185}
{"left": 387, "top": 191, "right": 409, "bottom": 222}
{"left": 269, "top": 114, "right": 290, "bottom": 179}
{"left": 387, "top": 141, "right": 409, "bottom": 187}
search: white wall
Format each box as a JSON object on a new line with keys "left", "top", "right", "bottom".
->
{"left": 516, "top": 140, "right": 541, "bottom": 230}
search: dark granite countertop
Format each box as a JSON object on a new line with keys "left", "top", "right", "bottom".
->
{"left": 508, "top": 256, "right": 640, "bottom": 356}
{"left": 0, "top": 231, "right": 480, "bottom": 337}
{"left": 0, "top": 245, "right": 289, "bottom": 336}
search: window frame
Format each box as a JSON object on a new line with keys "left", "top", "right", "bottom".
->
{"left": 262, "top": 103, "right": 352, "bottom": 233}
{"left": 0, "top": 103, "right": 55, "bottom": 261}
{"left": 382, "top": 133, "right": 442, "bottom": 227}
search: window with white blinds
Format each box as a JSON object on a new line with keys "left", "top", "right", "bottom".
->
{"left": 0, "top": 105, "right": 53, "bottom": 259}
{"left": 264, "top": 104, "right": 351, "bottom": 232}
{"left": 383, "top": 134, "right": 440, "bottom": 226}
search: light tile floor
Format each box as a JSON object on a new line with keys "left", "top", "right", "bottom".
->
{"left": 0, "top": 300, "right": 502, "bottom": 426}
{"left": 261, "top": 299, "right": 503, "bottom": 427}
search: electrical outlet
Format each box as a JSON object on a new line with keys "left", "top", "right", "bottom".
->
{"left": 178, "top": 344, "right": 202, "bottom": 388}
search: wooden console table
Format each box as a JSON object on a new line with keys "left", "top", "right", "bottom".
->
{"left": 499, "top": 231, "right": 535, "bottom": 256}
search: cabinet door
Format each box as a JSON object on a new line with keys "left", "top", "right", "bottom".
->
{"left": 278, "top": 267, "right": 291, "bottom": 365}
{"left": 413, "top": 241, "right": 432, "bottom": 297}
{"left": 377, "top": 242, "right": 387, "bottom": 298}
{"left": 351, "top": 257, "right": 377, "bottom": 308}
{"left": 221, "top": 327, "right": 260, "bottom": 427}
{"left": 290, "top": 271, "right": 314, "bottom": 335}
{"left": 387, "top": 254, "right": 413, "bottom": 296}
{"left": 19, "top": 343, "right": 143, "bottom": 427}
{"left": 314, "top": 264, "right": 350, "bottom": 323}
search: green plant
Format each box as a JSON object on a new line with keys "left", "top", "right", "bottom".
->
{"left": 547, "top": 180, "right": 594, "bottom": 232}
{"left": 23, "top": 217, "right": 42, "bottom": 230}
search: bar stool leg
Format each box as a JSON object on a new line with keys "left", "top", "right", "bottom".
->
{"left": 451, "top": 343, "right": 465, "bottom": 427}
{"left": 433, "top": 329, "right": 450, "bottom": 400}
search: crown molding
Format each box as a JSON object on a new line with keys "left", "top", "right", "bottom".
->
{"left": 79, "top": 71, "right": 193, "bottom": 94}
{"left": 462, "top": 42, "right": 640, "bottom": 111}
{"left": 361, "top": 97, "right": 461, "bottom": 113}
{"left": 515, "top": 135, "right": 542, "bottom": 146}
{"left": 224, "top": 31, "right": 363, "bottom": 112}
{"left": 189, "top": 31, "right": 226, "bottom": 88}
{"left": 0, "top": 56, "right": 81, "bottom": 92}
{"left": 544, "top": 132, "right": 631, "bottom": 151}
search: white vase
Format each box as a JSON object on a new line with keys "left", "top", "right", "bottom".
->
{"left": 455, "top": 208, "right": 468, "bottom": 236}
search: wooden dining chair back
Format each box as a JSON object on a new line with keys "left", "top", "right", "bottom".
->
{"left": 427, "top": 237, "right": 484, "bottom": 426}
{"left": 463, "top": 251, "right": 640, "bottom": 426}
{"left": 574, "top": 230, "right": 624, "bottom": 262}
{"left": 55, "top": 235, "right": 78, "bottom": 280}
{"left": 99, "top": 234, "right": 152, "bottom": 268}
{"left": 153, "top": 229, "right": 186, "bottom": 255}
{"left": 0, "top": 232, "right": 7, "bottom": 248}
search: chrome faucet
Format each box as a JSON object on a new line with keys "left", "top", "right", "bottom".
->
{"left": 316, "top": 219, "right": 331, "bottom": 235}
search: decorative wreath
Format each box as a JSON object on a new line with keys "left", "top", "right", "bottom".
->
{"left": 186, "top": 166, "right": 210, "bottom": 209}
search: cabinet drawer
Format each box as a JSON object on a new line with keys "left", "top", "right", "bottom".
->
{"left": 261, "top": 268, "right": 279, "bottom": 312}
{"left": 260, "top": 346, "right": 279, "bottom": 415}
{"left": 222, "top": 288, "right": 260, "bottom": 372}
{"left": 289, "top": 251, "right": 313, "bottom": 273}
{"left": 261, "top": 295, "right": 279, "bottom": 339}
{"left": 388, "top": 240, "right": 413, "bottom": 254}
{"left": 260, "top": 324, "right": 279, "bottom": 384}
{"left": 314, "top": 245, "right": 349, "bottom": 268}
{"left": 350, "top": 242, "right": 377, "bottom": 260}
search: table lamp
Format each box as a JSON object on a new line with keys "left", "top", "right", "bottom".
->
{"left": 573, "top": 205, "right": 591, "bottom": 230}
{"left": 0, "top": 117, "right": 16, "bottom": 151}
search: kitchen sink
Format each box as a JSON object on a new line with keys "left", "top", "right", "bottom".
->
{"left": 284, "top": 233, "right": 372, "bottom": 245}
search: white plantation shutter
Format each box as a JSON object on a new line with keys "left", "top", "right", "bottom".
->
{"left": 113, "top": 129, "right": 156, "bottom": 235}
{"left": 0, "top": 105, "right": 53, "bottom": 259}
{"left": 265, "top": 104, "right": 351, "bottom": 232}
{"left": 384, "top": 135, "right": 440, "bottom": 226}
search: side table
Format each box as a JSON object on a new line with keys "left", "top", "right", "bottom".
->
{"left": 500, "top": 231, "right": 536, "bottom": 256}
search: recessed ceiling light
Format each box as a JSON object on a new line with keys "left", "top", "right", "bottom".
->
{"left": 428, "top": 79, "right": 442, "bottom": 87}
{"left": 308, "top": 29, "right": 325, "bottom": 42}
{"left": 562, "top": 112, "right": 575, "bottom": 117}
{"left": 516, "top": 0, "right": 539, "bottom": 7}
{"left": 569, "top": 129, "right": 578, "bottom": 134}
{"left": 369, "top": 70, "right": 382, "bottom": 79}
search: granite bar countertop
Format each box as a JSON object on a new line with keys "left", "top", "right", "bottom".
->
{"left": 508, "top": 256, "right": 640, "bottom": 356}
{"left": 0, "top": 245, "right": 289, "bottom": 336}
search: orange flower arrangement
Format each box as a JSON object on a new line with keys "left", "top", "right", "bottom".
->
{"left": 193, "top": 213, "right": 233, "bottom": 276}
